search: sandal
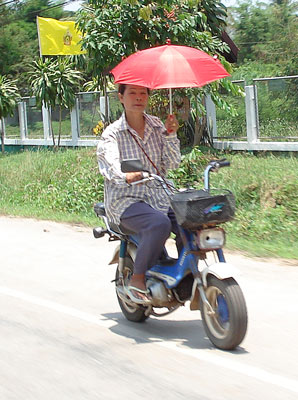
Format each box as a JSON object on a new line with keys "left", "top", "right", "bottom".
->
{"left": 124, "top": 285, "right": 152, "bottom": 305}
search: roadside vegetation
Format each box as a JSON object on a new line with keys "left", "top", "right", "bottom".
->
{"left": 0, "top": 148, "right": 297, "bottom": 260}
{"left": 2, "top": 1, "right": 297, "bottom": 146}
{"left": 0, "top": 1, "right": 297, "bottom": 260}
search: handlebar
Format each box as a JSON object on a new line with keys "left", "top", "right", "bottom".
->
{"left": 125, "top": 159, "right": 231, "bottom": 193}
{"left": 209, "top": 159, "right": 230, "bottom": 170}
{"left": 129, "top": 173, "right": 161, "bottom": 187}
{"left": 218, "top": 160, "right": 230, "bottom": 168}
{"left": 204, "top": 159, "right": 230, "bottom": 191}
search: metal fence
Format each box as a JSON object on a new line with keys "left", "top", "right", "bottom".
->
{"left": 76, "top": 91, "right": 122, "bottom": 138}
{"left": 1, "top": 77, "right": 298, "bottom": 151}
{"left": 209, "top": 75, "right": 298, "bottom": 151}
{"left": 253, "top": 76, "right": 298, "bottom": 141}
{"left": 214, "top": 80, "right": 247, "bottom": 141}
{"left": 2, "top": 90, "right": 122, "bottom": 147}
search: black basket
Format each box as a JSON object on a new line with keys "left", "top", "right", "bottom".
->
{"left": 170, "top": 189, "right": 235, "bottom": 230}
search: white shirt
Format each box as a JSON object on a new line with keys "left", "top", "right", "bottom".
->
{"left": 96, "top": 112, "right": 181, "bottom": 225}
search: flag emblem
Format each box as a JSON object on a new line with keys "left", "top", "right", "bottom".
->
{"left": 37, "top": 16, "right": 86, "bottom": 56}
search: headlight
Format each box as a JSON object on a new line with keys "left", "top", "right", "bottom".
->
{"left": 196, "top": 228, "right": 225, "bottom": 250}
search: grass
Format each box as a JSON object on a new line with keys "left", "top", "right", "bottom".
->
{"left": 223, "top": 155, "right": 295, "bottom": 254}
{"left": 216, "top": 117, "right": 298, "bottom": 141}
{"left": 5, "top": 119, "right": 73, "bottom": 139}
{"left": 0, "top": 147, "right": 297, "bottom": 260}
{"left": 0, "top": 148, "right": 102, "bottom": 226}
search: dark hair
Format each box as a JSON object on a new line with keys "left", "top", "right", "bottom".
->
{"left": 118, "top": 84, "right": 150, "bottom": 95}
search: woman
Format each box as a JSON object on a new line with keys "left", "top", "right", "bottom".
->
{"left": 97, "top": 84, "right": 181, "bottom": 304}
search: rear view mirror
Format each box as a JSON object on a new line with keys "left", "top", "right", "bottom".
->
{"left": 121, "top": 159, "right": 144, "bottom": 173}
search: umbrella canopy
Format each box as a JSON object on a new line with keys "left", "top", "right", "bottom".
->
{"left": 110, "top": 43, "right": 230, "bottom": 90}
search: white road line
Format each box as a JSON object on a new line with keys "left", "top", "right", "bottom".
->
{"left": 0, "top": 286, "right": 116, "bottom": 329}
{"left": 1, "top": 285, "right": 298, "bottom": 395}
{"left": 159, "top": 341, "right": 298, "bottom": 394}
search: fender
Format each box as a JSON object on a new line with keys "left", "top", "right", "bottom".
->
{"left": 201, "top": 262, "right": 240, "bottom": 287}
{"left": 108, "top": 242, "right": 137, "bottom": 265}
{"left": 108, "top": 244, "right": 120, "bottom": 265}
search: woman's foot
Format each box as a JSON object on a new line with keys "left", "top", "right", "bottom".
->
{"left": 129, "top": 273, "right": 147, "bottom": 291}
{"left": 125, "top": 273, "right": 151, "bottom": 304}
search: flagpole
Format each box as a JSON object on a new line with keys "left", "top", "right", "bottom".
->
{"left": 37, "top": 16, "right": 51, "bottom": 143}
{"left": 36, "top": 17, "right": 42, "bottom": 58}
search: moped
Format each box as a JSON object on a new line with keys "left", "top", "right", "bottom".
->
{"left": 93, "top": 159, "right": 248, "bottom": 350}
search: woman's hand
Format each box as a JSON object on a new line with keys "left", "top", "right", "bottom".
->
{"left": 165, "top": 114, "right": 179, "bottom": 135}
{"left": 126, "top": 172, "right": 143, "bottom": 184}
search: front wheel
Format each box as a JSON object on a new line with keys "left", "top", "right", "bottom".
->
{"left": 115, "top": 256, "right": 149, "bottom": 323}
{"left": 200, "top": 276, "right": 248, "bottom": 350}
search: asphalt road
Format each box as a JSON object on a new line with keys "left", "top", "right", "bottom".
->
{"left": 0, "top": 216, "right": 298, "bottom": 400}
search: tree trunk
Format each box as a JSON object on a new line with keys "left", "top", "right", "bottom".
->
{"left": 193, "top": 114, "right": 207, "bottom": 146}
{"left": 192, "top": 97, "right": 208, "bottom": 147}
{"left": 58, "top": 106, "right": 62, "bottom": 148}
{"left": 50, "top": 113, "right": 56, "bottom": 148}
{"left": 1, "top": 117, "right": 5, "bottom": 154}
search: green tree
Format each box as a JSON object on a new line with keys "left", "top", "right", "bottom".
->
{"left": 0, "top": 21, "right": 38, "bottom": 93}
{"left": 264, "top": 0, "right": 297, "bottom": 73}
{"left": 0, "top": 0, "right": 72, "bottom": 93}
{"left": 76, "top": 0, "right": 230, "bottom": 83}
{"left": 76, "top": 0, "right": 242, "bottom": 145}
{"left": 230, "top": 0, "right": 297, "bottom": 73}
{"left": 17, "top": 0, "right": 64, "bottom": 23}
{"left": 0, "top": 75, "right": 20, "bottom": 153}
{"left": 28, "top": 58, "right": 83, "bottom": 147}
{"left": 229, "top": 1, "right": 270, "bottom": 63}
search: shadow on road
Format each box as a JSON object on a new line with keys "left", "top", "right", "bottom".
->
{"left": 101, "top": 311, "right": 247, "bottom": 354}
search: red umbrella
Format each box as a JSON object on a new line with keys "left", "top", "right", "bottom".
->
{"left": 110, "top": 42, "right": 230, "bottom": 113}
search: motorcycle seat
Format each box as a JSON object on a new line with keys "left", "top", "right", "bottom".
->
{"left": 94, "top": 203, "right": 135, "bottom": 235}
{"left": 94, "top": 204, "right": 179, "bottom": 258}
{"left": 109, "top": 221, "right": 135, "bottom": 235}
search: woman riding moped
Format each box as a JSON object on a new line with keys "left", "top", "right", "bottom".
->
{"left": 97, "top": 84, "right": 182, "bottom": 304}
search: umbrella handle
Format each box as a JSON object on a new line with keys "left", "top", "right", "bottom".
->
{"left": 169, "top": 88, "right": 173, "bottom": 115}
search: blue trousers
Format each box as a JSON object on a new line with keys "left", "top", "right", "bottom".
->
{"left": 120, "top": 202, "right": 182, "bottom": 275}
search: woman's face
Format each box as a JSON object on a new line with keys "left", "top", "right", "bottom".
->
{"left": 118, "top": 85, "right": 149, "bottom": 114}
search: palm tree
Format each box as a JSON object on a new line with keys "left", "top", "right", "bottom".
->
{"left": 28, "top": 58, "right": 58, "bottom": 145}
{"left": 28, "top": 58, "right": 83, "bottom": 148}
{"left": 0, "top": 75, "right": 20, "bottom": 153}
{"left": 54, "top": 59, "right": 83, "bottom": 146}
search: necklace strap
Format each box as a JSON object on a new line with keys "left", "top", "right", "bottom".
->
{"left": 127, "top": 130, "right": 162, "bottom": 176}
{"left": 127, "top": 130, "right": 173, "bottom": 191}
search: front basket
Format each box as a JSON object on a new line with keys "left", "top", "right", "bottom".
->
{"left": 170, "top": 189, "right": 235, "bottom": 230}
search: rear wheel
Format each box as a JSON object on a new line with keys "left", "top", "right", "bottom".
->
{"left": 200, "top": 276, "right": 247, "bottom": 350}
{"left": 115, "top": 256, "right": 149, "bottom": 322}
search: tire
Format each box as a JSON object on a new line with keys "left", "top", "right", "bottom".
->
{"left": 200, "top": 275, "right": 248, "bottom": 350}
{"left": 115, "top": 256, "right": 149, "bottom": 323}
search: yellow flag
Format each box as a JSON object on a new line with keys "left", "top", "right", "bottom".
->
{"left": 37, "top": 16, "right": 86, "bottom": 56}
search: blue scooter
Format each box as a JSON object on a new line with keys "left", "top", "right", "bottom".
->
{"left": 93, "top": 159, "right": 247, "bottom": 350}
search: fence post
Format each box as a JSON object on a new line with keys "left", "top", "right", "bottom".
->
{"left": 245, "top": 85, "right": 259, "bottom": 143}
{"left": 100, "top": 95, "right": 109, "bottom": 121}
{"left": 205, "top": 94, "right": 217, "bottom": 139}
{"left": 0, "top": 117, "right": 5, "bottom": 136}
{"left": 42, "top": 104, "right": 51, "bottom": 141}
{"left": 18, "top": 101, "right": 28, "bottom": 140}
{"left": 70, "top": 97, "right": 80, "bottom": 145}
